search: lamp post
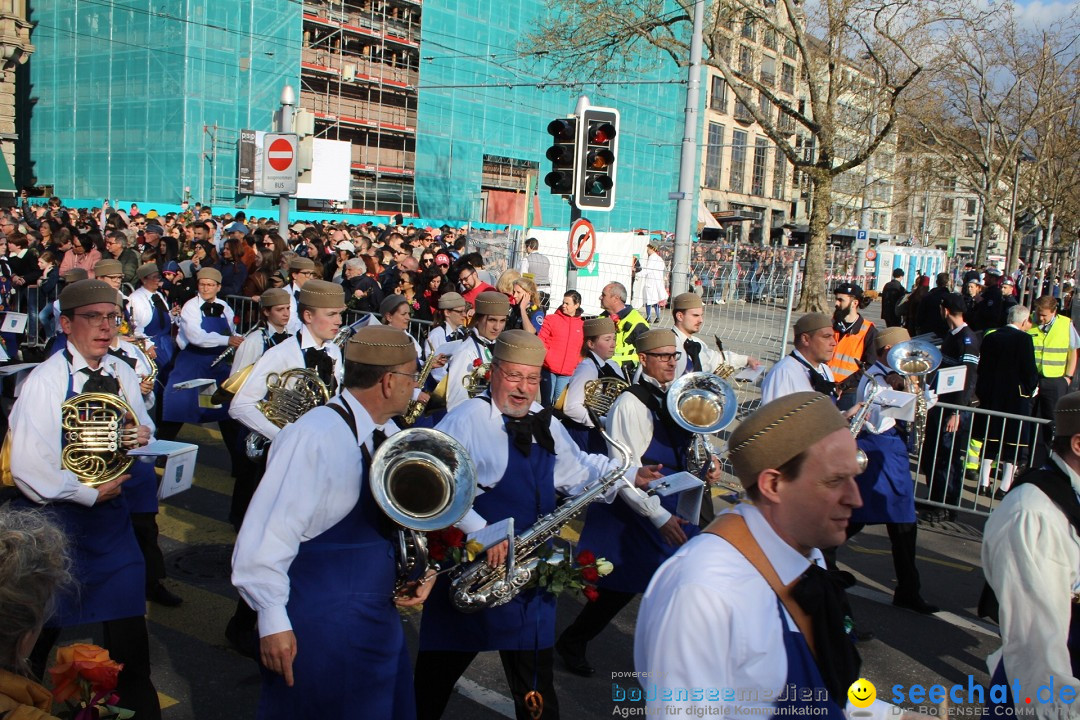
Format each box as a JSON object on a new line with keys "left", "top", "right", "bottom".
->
{"left": 278, "top": 84, "right": 296, "bottom": 232}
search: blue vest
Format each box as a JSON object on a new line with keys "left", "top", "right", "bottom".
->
{"left": 162, "top": 308, "right": 231, "bottom": 423}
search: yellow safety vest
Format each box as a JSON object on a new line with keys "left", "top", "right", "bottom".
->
{"left": 607, "top": 308, "right": 650, "bottom": 370}
{"left": 1029, "top": 316, "right": 1072, "bottom": 378}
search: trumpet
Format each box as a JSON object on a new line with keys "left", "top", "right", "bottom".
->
{"left": 849, "top": 382, "right": 882, "bottom": 472}
{"left": 402, "top": 353, "right": 441, "bottom": 426}
{"left": 712, "top": 335, "right": 737, "bottom": 380}
{"left": 211, "top": 323, "right": 263, "bottom": 368}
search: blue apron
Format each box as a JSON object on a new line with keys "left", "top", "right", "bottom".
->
{"left": 851, "top": 427, "right": 916, "bottom": 524}
{"left": 13, "top": 371, "right": 145, "bottom": 626}
{"left": 577, "top": 401, "right": 701, "bottom": 594}
{"left": 419, "top": 426, "right": 559, "bottom": 652}
{"left": 162, "top": 310, "right": 231, "bottom": 423}
{"left": 258, "top": 403, "right": 414, "bottom": 720}
{"left": 143, "top": 294, "right": 175, "bottom": 369}
{"left": 774, "top": 598, "right": 847, "bottom": 719}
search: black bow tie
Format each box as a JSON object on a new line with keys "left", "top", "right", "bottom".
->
{"left": 107, "top": 347, "right": 137, "bottom": 371}
{"left": 790, "top": 564, "right": 862, "bottom": 705}
{"left": 683, "top": 338, "right": 702, "bottom": 372}
{"left": 303, "top": 346, "right": 337, "bottom": 393}
{"left": 504, "top": 407, "right": 555, "bottom": 457}
{"left": 80, "top": 367, "right": 120, "bottom": 395}
{"left": 269, "top": 331, "right": 291, "bottom": 346}
{"left": 201, "top": 301, "right": 224, "bottom": 317}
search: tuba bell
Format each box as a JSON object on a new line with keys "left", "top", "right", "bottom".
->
{"left": 369, "top": 428, "right": 477, "bottom": 591}
{"left": 665, "top": 371, "right": 738, "bottom": 477}
{"left": 60, "top": 392, "right": 140, "bottom": 486}
{"left": 886, "top": 339, "right": 943, "bottom": 448}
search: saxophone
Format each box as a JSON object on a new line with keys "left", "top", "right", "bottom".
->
{"left": 449, "top": 411, "right": 634, "bottom": 612}
{"left": 401, "top": 353, "right": 441, "bottom": 426}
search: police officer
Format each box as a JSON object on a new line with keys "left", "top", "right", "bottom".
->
{"left": 1028, "top": 294, "right": 1080, "bottom": 467}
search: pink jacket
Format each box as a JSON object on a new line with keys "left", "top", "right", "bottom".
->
{"left": 538, "top": 308, "right": 584, "bottom": 376}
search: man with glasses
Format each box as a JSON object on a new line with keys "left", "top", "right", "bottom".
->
{"left": 599, "top": 281, "right": 650, "bottom": 378}
{"left": 415, "top": 329, "right": 662, "bottom": 720}
{"left": 129, "top": 263, "right": 176, "bottom": 377}
{"left": 444, "top": 291, "right": 508, "bottom": 411}
{"left": 8, "top": 279, "right": 162, "bottom": 720}
{"left": 458, "top": 262, "right": 496, "bottom": 306}
{"left": 284, "top": 257, "right": 317, "bottom": 334}
{"left": 104, "top": 230, "right": 140, "bottom": 284}
{"left": 558, "top": 329, "right": 720, "bottom": 677}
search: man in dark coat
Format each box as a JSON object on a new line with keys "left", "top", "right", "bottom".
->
{"left": 880, "top": 268, "right": 907, "bottom": 328}
{"left": 975, "top": 303, "right": 1040, "bottom": 495}
{"left": 915, "top": 273, "right": 952, "bottom": 339}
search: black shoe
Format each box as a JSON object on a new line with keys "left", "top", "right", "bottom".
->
{"left": 893, "top": 595, "right": 940, "bottom": 614}
{"left": 225, "top": 616, "right": 258, "bottom": 659}
{"left": 147, "top": 582, "right": 183, "bottom": 607}
{"left": 555, "top": 637, "right": 594, "bottom": 677}
{"left": 919, "top": 508, "right": 944, "bottom": 523}
{"left": 850, "top": 627, "right": 875, "bottom": 642}
{"left": 943, "top": 509, "right": 958, "bottom": 522}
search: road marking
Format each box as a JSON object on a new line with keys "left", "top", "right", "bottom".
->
{"left": 158, "top": 692, "right": 179, "bottom": 709}
{"left": 846, "top": 542, "right": 974, "bottom": 571}
{"left": 846, "top": 586, "right": 999, "bottom": 638}
{"left": 148, "top": 581, "right": 238, "bottom": 649}
{"left": 158, "top": 504, "right": 237, "bottom": 546}
{"left": 455, "top": 677, "right": 515, "bottom": 718}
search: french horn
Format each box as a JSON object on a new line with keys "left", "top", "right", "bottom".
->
{"left": 583, "top": 377, "right": 629, "bottom": 417}
{"left": 60, "top": 392, "right": 140, "bottom": 486}
{"left": 246, "top": 368, "right": 330, "bottom": 459}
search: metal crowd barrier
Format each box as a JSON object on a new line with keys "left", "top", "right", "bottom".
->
{"left": 223, "top": 294, "right": 434, "bottom": 341}
{"left": 911, "top": 401, "right": 1050, "bottom": 518}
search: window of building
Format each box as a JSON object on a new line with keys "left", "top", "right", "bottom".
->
{"left": 764, "top": 28, "right": 778, "bottom": 50}
{"left": 784, "top": 38, "right": 796, "bottom": 58}
{"left": 966, "top": 198, "right": 977, "bottom": 215}
{"left": 781, "top": 63, "right": 795, "bottom": 94}
{"left": 758, "top": 89, "right": 771, "bottom": 117}
{"left": 938, "top": 220, "right": 952, "bottom": 237}
{"left": 730, "top": 130, "right": 748, "bottom": 193}
{"left": 705, "top": 123, "right": 725, "bottom": 189}
{"left": 760, "top": 56, "right": 776, "bottom": 87}
{"left": 752, "top": 138, "right": 769, "bottom": 197}
{"left": 742, "top": 13, "right": 755, "bottom": 40}
{"left": 734, "top": 96, "right": 753, "bottom": 122}
{"left": 964, "top": 220, "right": 976, "bottom": 238}
{"left": 772, "top": 145, "right": 787, "bottom": 200}
{"left": 898, "top": 218, "right": 908, "bottom": 234}
{"left": 940, "top": 197, "right": 953, "bottom": 213}
{"left": 710, "top": 75, "right": 727, "bottom": 113}
{"left": 738, "top": 45, "right": 753, "bottom": 75}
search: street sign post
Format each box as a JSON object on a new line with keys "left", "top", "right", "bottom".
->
{"left": 262, "top": 133, "right": 298, "bottom": 195}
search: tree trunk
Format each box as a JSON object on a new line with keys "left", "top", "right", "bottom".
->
{"left": 798, "top": 173, "right": 832, "bottom": 312}
{"left": 976, "top": 188, "right": 994, "bottom": 268}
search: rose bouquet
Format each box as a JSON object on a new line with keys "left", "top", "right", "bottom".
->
{"left": 528, "top": 544, "right": 612, "bottom": 602}
{"left": 49, "top": 644, "right": 133, "bottom": 720}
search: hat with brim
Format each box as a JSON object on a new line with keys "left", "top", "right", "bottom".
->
{"left": 583, "top": 316, "right": 617, "bottom": 337}
{"left": 874, "top": 327, "right": 909, "bottom": 353}
{"left": 474, "top": 291, "right": 509, "bottom": 317}
{"left": 136, "top": 263, "right": 160, "bottom": 281}
{"left": 60, "top": 279, "right": 122, "bottom": 311}
{"left": 93, "top": 259, "right": 123, "bottom": 277}
{"left": 197, "top": 267, "right": 222, "bottom": 284}
{"left": 634, "top": 329, "right": 676, "bottom": 353}
{"left": 672, "top": 292, "right": 704, "bottom": 311}
{"left": 344, "top": 325, "right": 417, "bottom": 366}
{"left": 1055, "top": 391, "right": 1080, "bottom": 438}
{"left": 437, "top": 292, "right": 467, "bottom": 310}
{"left": 380, "top": 294, "right": 409, "bottom": 317}
{"left": 62, "top": 268, "right": 89, "bottom": 284}
{"left": 288, "top": 257, "right": 316, "bottom": 272}
{"left": 793, "top": 312, "right": 832, "bottom": 337}
{"left": 493, "top": 329, "right": 546, "bottom": 367}
{"left": 260, "top": 287, "right": 291, "bottom": 308}
{"left": 297, "top": 279, "right": 346, "bottom": 309}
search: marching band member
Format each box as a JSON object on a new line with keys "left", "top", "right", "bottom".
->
{"left": 94, "top": 259, "right": 132, "bottom": 336}
{"left": 668, "top": 292, "right": 760, "bottom": 378}
{"left": 230, "top": 280, "right": 346, "bottom": 447}
{"left": 8, "top": 279, "right": 162, "bottom": 720}
{"left": 424, "top": 291, "right": 469, "bottom": 383}
{"left": 558, "top": 329, "right": 721, "bottom": 677}
{"left": 636, "top": 392, "right": 863, "bottom": 718}
{"left": 231, "top": 287, "right": 294, "bottom": 373}
{"left": 283, "top": 256, "right": 317, "bottom": 335}
{"left": 43, "top": 268, "right": 89, "bottom": 356}
{"left": 558, "top": 316, "right": 627, "bottom": 453}
{"left": 232, "top": 325, "right": 433, "bottom": 719}
{"left": 415, "top": 330, "right": 662, "bottom": 720}
{"left": 129, "top": 262, "right": 175, "bottom": 370}
{"left": 443, "top": 291, "right": 508, "bottom": 411}
{"left": 760, "top": 313, "right": 837, "bottom": 403}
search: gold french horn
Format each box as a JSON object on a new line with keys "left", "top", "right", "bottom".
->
{"left": 60, "top": 392, "right": 140, "bottom": 486}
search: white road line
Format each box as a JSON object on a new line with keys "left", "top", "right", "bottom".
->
{"left": 455, "top": 677, "right": 516, "bottom": 718}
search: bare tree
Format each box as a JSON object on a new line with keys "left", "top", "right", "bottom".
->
{"left": 531, "top": 0, "right": 964, "bottom": 311}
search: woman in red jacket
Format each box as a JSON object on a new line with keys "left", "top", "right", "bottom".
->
{"left": 538, "top": 290, "right": 583, "bottom": 406}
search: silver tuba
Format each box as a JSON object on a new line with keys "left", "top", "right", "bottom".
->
{"left": 666, "top": 371, "right": 738, "bottom": 476}
{"left": 886, "top": 339, "right": 942, "bottom": 448}
{"left": 369, "top": 428, "right": 476, "bottom": 592}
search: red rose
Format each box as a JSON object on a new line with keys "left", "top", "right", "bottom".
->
{"left": 428, "top": 540, "right": 446, "bottom": 562}
{"left": 473, "top": 358, "right": 483, "bottom": 368}
{"left": 583, "top": 585, "right": 600, "bottom": 602}
{"left": 575, "top": 550, "right": 596, "bottom": 566}
{"left": 442, "top": 527, "right": 465, "bottom": 547}
{"left": 581, "top": 567, "right": 600, "bottom": 582}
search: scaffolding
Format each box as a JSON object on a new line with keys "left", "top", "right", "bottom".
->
{"left": 301, "top": 0, "right": 420, "bottom": 215}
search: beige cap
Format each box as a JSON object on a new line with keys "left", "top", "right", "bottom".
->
{"left": 380, "top": 294, "right": 409, "bottom": 317}
{"left": 136, "top": 263, "right": 160, "bottom": 281}
{"left": 59, "top": 280, "right": 122, "bottom": 311}
{"left": 288, "top": 257, "right": 316, "bottom": 272}
{"left": 344, "top": 325, "right": 417, "bottom": 366}
{"left": 197, "top": 267, "right": 223, "bottom": 284}
{"left": 62, "top": 268, "right": 89, "bottom": 283}
{"left": 492, "top": 329, "right": 546, "bottom": 367}
{"left": 93, "top": 259, "right": 123, "bottom": 277}
{"left": 437, "top": 291, "right": 467, "bottom": 310}
{"left": 728, "top": 392, "right": 848, "bottom": 488}
{"left": 583, "top": 316, "right": 617, "bottom": 337}
{"left": 474, "top": 291, "right": 509, "bottom": 317}
{"left": 875, "top": 327, "right": 910, "bottom": 353}
{"left": 634, "top": 328, "right": 676, "bottom": 353}
{"left": 671, "top": 292, "right": 704, "bottom": 311}
{"left": 794, "top": 312, "right": 832, "bottom": 338}
{"left": 297, "top": 279, "right": 345, "bottom": 309}
{"left": 259, "top": 287, "right": 291, "bottom": 308}
{"left": 1056, "top": 392, "right": 1080, "bottom": 439}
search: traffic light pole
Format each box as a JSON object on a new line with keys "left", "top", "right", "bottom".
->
{"left": 566, "top": 198, "right": 582, "bottom": 292}
{"left": 670, "top": 0, "right": 705, "bottom": 297}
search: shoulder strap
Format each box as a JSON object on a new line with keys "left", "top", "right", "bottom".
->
{"left": 705, "top": 514, "right": 817, "bottom": 657}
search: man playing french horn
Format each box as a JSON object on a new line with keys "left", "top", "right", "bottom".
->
{"left": 232, "top": 325, "right": 434, "bottom": 719}
{"left": 7, "top": 279, "right": 162, "bottom": 720}
{"left": 415, "top": 329, "right": 662, "bottom": 720}
{"left": 559, "top": 329, "right": 725, "bottom": 678}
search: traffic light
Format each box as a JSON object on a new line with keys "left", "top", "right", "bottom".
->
{"left": 544, "top": 118, "right": 577, "bottom": 195}
{"left": 575, "top": 107, "right": 619, "bottom": 211}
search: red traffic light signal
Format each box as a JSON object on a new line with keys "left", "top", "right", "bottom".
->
{"left": 574, "top": 107, "right": 619, "bottom": 212}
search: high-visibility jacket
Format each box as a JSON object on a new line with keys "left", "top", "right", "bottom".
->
{"left": 830, "top": 319, "right": 874, "bottom": 382}
{"left": 1028, "top": 315, "right": 1072, "bottom": 378}
{"left": 606, "top": 307, "right": 650, "bottom": 372}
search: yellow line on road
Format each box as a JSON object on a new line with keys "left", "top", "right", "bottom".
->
{"left": 147, "top": 581, "right": 237, "bottom": 649}
{"left": 158, "top": 692, "right": 179, "bottom": 709}
{"left": 846, "top": 542, "right": 973, "bottom": 571}
{"left": 158, "top": 504, "right": 237, "bottom": 546}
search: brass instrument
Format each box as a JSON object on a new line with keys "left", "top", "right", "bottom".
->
{"left": 369, "top": 428, "right": 477, "bottom": 592}
{"left": 582, "top": 377, "right": 630, "bottom": 418}
{"left": 130, "top": 338, "right": 157, "bottom": 384}
{"left": 849, "top": 382, "right": 882, "bottom": 472}
{"left": 402, "top": 353, "right": 441, "bottom": 426}
{"left": 463, "top": 361, "right": 492, "bottom": 398}
{"left": 211, "top": 323, "right": 263, "bottom": 368}
{"left": 245, "top": 368, "right": 331, "bottom": 459}
{"left": 332, "top": 315, "right": 373, "bottom": 347}
{"left": 666, "top": 371, "right": 738, "bottom": 476}
{"left": 886, "top": 339, "right": 943, "bottom": 449}
{"left": 712, "top": 335, "right": 737, "bottom": 379}
{"left": 60, "top": 393, "right": 140, "bottom": 486}
{"left": 210, "top": 362, "right": 255, "bottom": 406}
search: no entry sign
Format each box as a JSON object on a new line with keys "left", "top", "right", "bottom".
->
{"left": 262, "top": 133, "right": 297, "bottom": 195}
{"left": 267, "top": 138, "right": 294, "bottom": 171}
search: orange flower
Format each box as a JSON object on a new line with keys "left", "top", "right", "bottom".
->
{"left": 49, "top": 643, "right": 124, "bottom": 703}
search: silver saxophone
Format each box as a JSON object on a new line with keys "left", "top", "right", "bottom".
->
{"left": 849, "top": 381, "right": 881, "bottom": 472}
{"left": 449, "top": 409, "right": 636, "bottom": 613}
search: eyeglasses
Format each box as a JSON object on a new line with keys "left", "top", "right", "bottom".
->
{"left": 296, "top": 270, "right": 314, "bottom": 277}
{"left": 388, "top": 370, "right": 421, "bottom": 383}
{"left": 497, "top": 365, "right": 541, "bottom": 385}
{"left": 643, "top": 351, "right": 683, "bottom": 363}
{"left": 74, "top": 312, "right": 122, "bottom": 327}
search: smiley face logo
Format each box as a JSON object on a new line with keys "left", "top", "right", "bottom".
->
{"left": 848, "top": 678, "right": 876, "bottom": 708}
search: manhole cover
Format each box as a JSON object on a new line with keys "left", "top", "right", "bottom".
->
{"left": 168, "top": 544, "right": 233, "bottom": 582}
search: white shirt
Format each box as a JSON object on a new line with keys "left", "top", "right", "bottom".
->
{"left": 425, "top": 322, "right": 465, "bottom": 383}
{"left": 670, "top": 326, "right": 750, "bottom": 379}
{"left": 230, "top": 329, "right": 343, "bottom": 441}
{"left": 562, "top": 352, "right": 625, "bottom": 428}
{"left": 443, "top": 332, "right": 493, "bottom": 411}
{"left": 9, "top": 344, "right": 156, "bottom": 507}
{"left": 284, "top": 283, "right": 303, "bottom": 335}
{"left": 177, "top": 296, "right": 235, "bottom": 350}
{"left": 128, "top": 286, "right": 171, "bottom": 338}
{"left": 232, "top": 391, "right": 398, "bottom": 638}
{"left": 231, "top": 324, "right": 290, "bottom": 374}
{"left": 760, "top": 350, "right": 834, "bottom": 404}
{"left": 437, "top": 396, "right": 632, "bottom": 534}
{"left": 982, "top": 452, "right": 1080, "bottom": 720}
